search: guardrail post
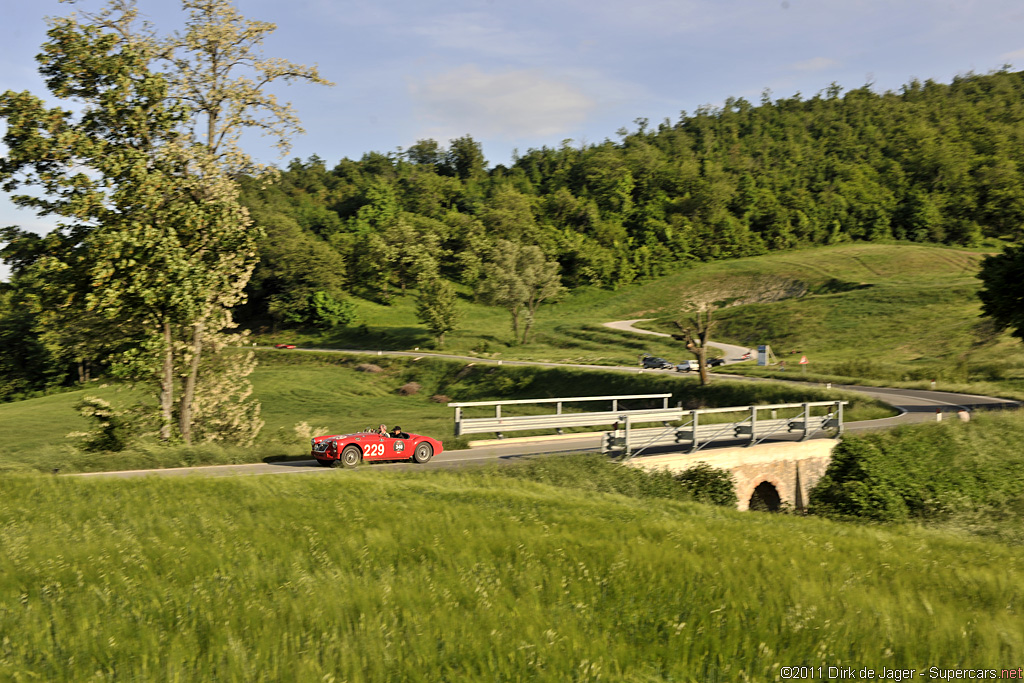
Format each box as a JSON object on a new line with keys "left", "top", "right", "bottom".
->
{"left": 454, "top": 406, "right": 462, "bottom": 437}
{"left": 556, "top": 401, "right": 562, "bottom": 415}
{"left": 663, "top": 397, "right": 669, "bottom": 409}
{"left": 690, "top": 410, "right": 699, "bottom": 453}
{"left": 747, "top": 406, "right": 757, "bottom": 446}
{"left": 495, "top": 405, "right": 501, "bottom": 419}
{"left": 623, "top": 415, "right": 631, "bottom": 458}
{"left": 836, "top": 401, "right": 845, "bottom": 435}
{"left": 801, "top": 402, "right": 810, "bottom": 441}
{"left": 612, "top": 399, "right": 618, "bottom": 412}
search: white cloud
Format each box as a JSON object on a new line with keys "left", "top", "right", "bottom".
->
{"left": 791, "top": 56, "right": 840, "bottom": 72}
{"left": 410, "top": 65, "right": 596, "bottom": 140}
{"left": 411, "top": 12, "right": 546, "bottom": 60}
{"left": 998, "top": 47, "right": 1024, "bottom": 64}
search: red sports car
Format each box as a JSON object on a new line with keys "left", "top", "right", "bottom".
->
{"left": 310, "top": 427, "right": 443, "bottom": 468}
{"left": 275, "top": 343, "right": 297, "bottom": 349}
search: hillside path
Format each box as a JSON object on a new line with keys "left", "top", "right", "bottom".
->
{"left": 603, "top": 319, "right": 754, "bottom": 363}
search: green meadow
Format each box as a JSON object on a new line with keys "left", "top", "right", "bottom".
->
{"left": 0, "top": 469, "right": 1021, "bottom": 682}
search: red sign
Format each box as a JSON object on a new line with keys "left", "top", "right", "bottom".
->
{"left": 799, "top": 356, "right": 808, "bottom": 365}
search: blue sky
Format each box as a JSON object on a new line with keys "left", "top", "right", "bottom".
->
{"left": 3, "top": 0, "right": 1024, "bottom": 280}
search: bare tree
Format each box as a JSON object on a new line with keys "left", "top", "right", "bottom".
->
{"left": 672, "top": 276, "right": 806, "bottom": 385}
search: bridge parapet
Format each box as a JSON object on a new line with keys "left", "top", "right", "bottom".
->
{"left": 604, "top": 400, "right": 847, "bottom": 458}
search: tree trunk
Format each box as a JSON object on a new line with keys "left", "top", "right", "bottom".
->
{"left": 179, "top": 320, "right": 205, "bottom": 445}
{"left": 697, "top": 344, "right": 709, "bottom": 386}
{"left": 521, "top": 303, "right": 538, "bottom": 344}
{"left": 160, "top": 321, "right": 175, "bottom": 441}
{"left": 510, "top": 306, "right": 520, "bottom": 342}
{"left": 521, "top": 313, "right": 534, "bottom": 345}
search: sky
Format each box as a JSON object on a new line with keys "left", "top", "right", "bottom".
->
{"left": 3, "top": 0, "right": 1024, "bottom": 281}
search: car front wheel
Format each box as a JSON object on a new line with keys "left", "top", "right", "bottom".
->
{"left": 412, "top": 443, "right": 433, "bottom": 464}
{"left": 338, "top": 445, "right": 362, "bottom": 468}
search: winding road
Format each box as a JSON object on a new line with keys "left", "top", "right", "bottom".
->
{"left": 603, "top": 318, "right": 754, "bottom": 363}
{"left": 73, "top": 336, "right": 1019, "bottom": 479}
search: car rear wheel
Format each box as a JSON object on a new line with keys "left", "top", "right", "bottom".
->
{"left": 412, "top": 443, "right": 433, "bottom": 464}
{"left": 339, "top": 445, "right": 362, "bottom": 468}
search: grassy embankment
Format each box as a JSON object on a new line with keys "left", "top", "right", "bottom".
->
{"left": 0, "top": 467, "right": 1021, "bottom": 681}
{"left": 0, "top": 352, "right": 890, "bottom": 473}
{"left": 260, "top": 243, "right": 1024, "bottom": 399}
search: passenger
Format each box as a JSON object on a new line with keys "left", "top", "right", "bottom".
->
{"left": 378, "top": 424, "right": 388, "bottom": 435}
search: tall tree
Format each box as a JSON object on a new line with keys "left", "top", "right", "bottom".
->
{"left": 415, "top": 275, "right": 461, "bottom": 348}
{"left": 476, "top": 240, "right": 565, "bottom": 344}
{"left": 978, "top": 244, "right": 1024, "bottom": 343}
{"left": 0, "top": 0, "right": 330, "bottom": 444}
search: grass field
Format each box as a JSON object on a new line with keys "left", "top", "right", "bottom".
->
{"left": 0, "top": 353, "right": 892, "bottom": 473}
{"left": 255, "top": 243, "right": 1024, "bottom": 397}
{"left": 0, "top": 469, "right": 1020, "bottom": 681}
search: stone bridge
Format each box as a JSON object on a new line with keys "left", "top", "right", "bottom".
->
{"left": 625, "top": 439, "right": 839, "bottom": 511}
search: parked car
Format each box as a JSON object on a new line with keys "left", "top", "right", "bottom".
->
{"left": 640, "top": 354, "right": 674, "bottom": 370}
{"left": 676, "top": 359, "right": 700, "bottom": 372}
{"left": 311, "top": 427, "right": 444, "bottom": 468}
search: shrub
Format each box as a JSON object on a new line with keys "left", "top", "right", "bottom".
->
{"left": 355, "top": 363, "right": 383, "bottom": 373}
{"left": 430, "top": 394, "right": 452, "bottom": 403}
{"left": 398, "top": 382, "right": 422, "bottom": 396}
{"left": 68, "top": 397, "right": 137, "bottom": 453}
{"left": 809, "top": 437, "right": 912, "bottom": 522}
{"left": 673, "top": 462, "right": 737, "bottom": 507}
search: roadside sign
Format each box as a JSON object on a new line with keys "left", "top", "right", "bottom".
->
{"left": 799, "top": 356, "right": 808, "bottom": 365}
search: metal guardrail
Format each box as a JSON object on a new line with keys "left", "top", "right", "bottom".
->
{"left": 603, "top": 400, "right": 847, "bottom": 458}
{"left": 450, "top": 393, "right": 674, "bottom": 437}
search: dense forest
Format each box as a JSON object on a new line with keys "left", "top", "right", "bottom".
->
{"left": 240, "top": 69, "right": 1024, "bottom": 327}
{"left": 5, "top": 68, "right": 1024, "bottom": 398}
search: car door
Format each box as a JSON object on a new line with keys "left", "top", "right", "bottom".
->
{"left": 362, "top": 434, "right": 389, "bottom": 460}
{"left": 388, "top": 435, "right": 410, "bottom": 460}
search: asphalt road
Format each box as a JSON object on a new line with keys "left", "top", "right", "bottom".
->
{"left": 72, "top": 345, "right": 1019, "bottom": 480}
{"left": 602, "top": 319, "right": 754, "bottom": 363}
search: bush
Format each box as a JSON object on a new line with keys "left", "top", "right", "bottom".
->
{"left": 809, "top": 438, "right": 910, "bottom": 522}
{"left": 398, "top": 382, "right": 422, "bottom": 396}
{"left": 672, "top": 462, "right": 737, "bottom": 507}
{"left": 68, "top": 397, "right": 138, "bottom": 453}
{"left": 355, "top": 363, "right": 383, "bottom": 373}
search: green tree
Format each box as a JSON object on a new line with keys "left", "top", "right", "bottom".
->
{"left": 415, "top": 276, "right": 461, "bottom": 348}
{"left": 0, "top": 0, "right": 328, "bottom": 444}
{"left": 978, "top": 244, "right": 1024, "bottom": 343}
{"left": 476, "top": 240, "right": 565, "bottom": 344}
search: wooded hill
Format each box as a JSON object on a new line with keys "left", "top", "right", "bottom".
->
{"left": 241, "top": 68, "right": 1024, "bottom": 326}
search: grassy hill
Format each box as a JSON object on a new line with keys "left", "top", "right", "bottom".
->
{"left": 261, "top": 243, "right": 1024, "bottom": 396}
{"left": 0, "top": 468, "right": 1020, "bottom": 681}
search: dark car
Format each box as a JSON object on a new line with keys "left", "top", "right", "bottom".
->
{"left": 706, "top": 357, "right": 726, "bottom": 367}
{"left": 641, "top": 354, "right": 674, "bottom": 370}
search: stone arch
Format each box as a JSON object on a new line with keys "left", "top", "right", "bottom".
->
{"left": 747, "top": 481, "right": 782, "bottom": 512}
